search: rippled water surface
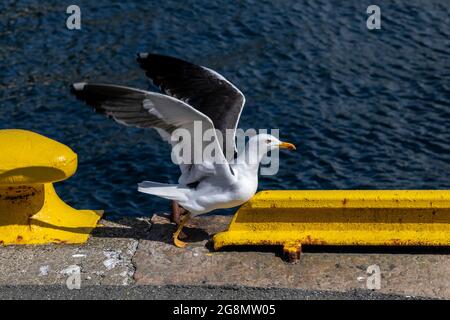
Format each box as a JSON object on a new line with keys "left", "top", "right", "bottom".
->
{"left": 1, "top": 0, "right": 450, "bottom": 217}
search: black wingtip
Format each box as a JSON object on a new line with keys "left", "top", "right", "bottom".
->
{"left": 69, "top": 82, "right": 106, "bottom": 114}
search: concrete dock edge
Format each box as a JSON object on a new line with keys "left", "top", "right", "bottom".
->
{"left": 0, "top": 214, "right": 448, "bottom": 299}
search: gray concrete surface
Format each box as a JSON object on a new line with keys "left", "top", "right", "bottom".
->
{"left": 0, "top": 214, "right": 448, "bottom": 299}
{"left": 0, "top": 285, "right": 423, "bottom": 300}
{"left": 0, "top": 218, "right": 143, "bottom": 286}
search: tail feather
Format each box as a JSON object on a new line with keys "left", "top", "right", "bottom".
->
{"left": 137, "top": 181, "right": 189, "bottom": 202}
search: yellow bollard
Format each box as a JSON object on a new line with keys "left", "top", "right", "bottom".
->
{"left": 213, "top": 190, "right": 450, "bottom": 261}
{"left": 0, "top": 129, "right": 103, "bottom": 245}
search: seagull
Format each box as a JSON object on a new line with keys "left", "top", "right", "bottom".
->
{"left": 71, "top": 54, "right": 296, "bottom": 248}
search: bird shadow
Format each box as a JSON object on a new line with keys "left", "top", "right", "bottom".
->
{"left": 91, "top": 214, "right": 210, "bottom": 246}
{"left": 91, "top": 215, "right": 450, "bottom": 259}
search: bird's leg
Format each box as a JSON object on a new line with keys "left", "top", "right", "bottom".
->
{"left": 178, "top": 206, "right": 190, "bottom": 239}
{"left": 171, "top": 201, "right": 181, "bottom": 225}
{"left": 171, "top": 201, "right": 189, "bottom": 239}
{"left": 173, "top": 212, "right": 191, "bottom": 248}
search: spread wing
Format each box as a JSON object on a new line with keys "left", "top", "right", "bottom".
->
{"left": 71, "top": 83, "right": 235, "bottom": 185}
{"left": 136, "top": 53, "right": 246, "bottom": 160}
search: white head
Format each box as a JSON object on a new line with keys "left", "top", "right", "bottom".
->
{"left": 251, "top": 133, "right": 296, "bottom": 151}
{"left": 243, "top": 133, "right": 296, "bottom": 166}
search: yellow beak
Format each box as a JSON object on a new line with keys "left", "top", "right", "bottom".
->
{"left": 279, "top": 142, "right": 296, "bottom": 151}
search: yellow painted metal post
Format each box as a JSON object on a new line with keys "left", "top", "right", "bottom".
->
{"left": 0, "top": 129, "right": 103, "bottom": 245}
{"left": 213, "top": 190, "right": 450, "bottom": 261}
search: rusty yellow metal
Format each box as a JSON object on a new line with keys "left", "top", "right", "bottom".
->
{"left": 213, "top": 190, "right": 450, "bottom": 259}
{"left": 0, "top": 129, "right": 103, "bottom": 245}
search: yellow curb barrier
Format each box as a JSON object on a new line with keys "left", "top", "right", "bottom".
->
{"left": 0, "top": 129, "right": 103, "bottom": 245}
{"left": 213, "top": 190, "right": 450, "bottom": 261}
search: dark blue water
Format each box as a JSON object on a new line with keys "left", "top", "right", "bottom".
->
{"left": 1, "top": 0, "right": 450, "bottom": 217}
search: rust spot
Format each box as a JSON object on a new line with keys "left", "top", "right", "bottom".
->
{"left": 303, "top": 235, "right": 327, "bottom": 245}
{"left": 5, "top": 194, "right": 31, "bottom": 201}
{"left": 16, "top": 236, "right": 23, "bottom": 242}
{"left": 52, "top": 239, "right": 67, "bottom": 244}
{"left": 2, "top": 186, "right": 37, "bottom": 202}
{"left": 386, "top": 238, "right": 432, "bottom": 246}
{"left": 247, "top": 239, "right": 278, "bottom": 246}
{"left": 389, "top": 238, "right": 418, "bottom": 246}
{"left": 342, "top": 198, "right": 347, "bottom": 205}
{"left": 283, "top": 246, "right": 302, "bottom": 262}
{"left": 286, "top": 250, "right": 300, "bottom": 262}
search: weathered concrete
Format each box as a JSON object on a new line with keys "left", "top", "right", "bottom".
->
{"left": 0, "top": 218, "right": 148, "bottom": 286}
{"left": 0, "top": 214, "right": 449, "bottom": 299}
{"left": 0, "top": 285, "right": 422, "bottom": 300}
{"left": 134, "top": 215, "right": 450, "bottom": 299}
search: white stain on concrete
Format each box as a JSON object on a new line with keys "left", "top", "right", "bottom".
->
{"left": 103, "top": 250, "right": 122, "bottom": 270}
{"left": 39, "top": 265, "right": 50, "bottom": 276}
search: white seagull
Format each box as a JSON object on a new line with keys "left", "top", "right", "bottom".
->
{"left": 71, "top": 53, "right": 296, "bottom": 247}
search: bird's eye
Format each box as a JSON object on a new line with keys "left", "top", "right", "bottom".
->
{"left": 266, "top": 139, "right": 272, "bottom": 144}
